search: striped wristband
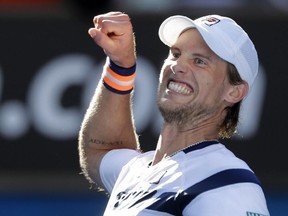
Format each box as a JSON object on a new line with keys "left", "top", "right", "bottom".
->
{"left": 102, "top": 58, "right": 136, "bottom": 95}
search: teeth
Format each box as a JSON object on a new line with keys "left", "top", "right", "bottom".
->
{"left": 168, "top": 81, "right": 192, "bottom": 95}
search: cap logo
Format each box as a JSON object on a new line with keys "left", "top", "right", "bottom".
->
{"left": 202, "top": 17, "right": 220, "bottom": 26}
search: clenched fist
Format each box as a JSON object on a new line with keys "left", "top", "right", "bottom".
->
{"left": 88, "top": 12, "right": 136, "bottom": 68}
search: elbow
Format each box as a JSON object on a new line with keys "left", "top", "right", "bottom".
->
{"left": 79, "top": 145, "right": 95, "bottom": 184}
{"left": 78, "top": 139, "right": 105, "bottom": 189}
{"left": 78, "top": 136, "right": 96, "bottom": 184}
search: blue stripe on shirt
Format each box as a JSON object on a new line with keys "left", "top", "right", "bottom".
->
{"left": 146, "top": 168, "right": 262, "bottom": 215}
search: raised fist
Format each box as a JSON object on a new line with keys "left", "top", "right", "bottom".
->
{"left": 88, "top": 12, "right": 136, "bottom": 68}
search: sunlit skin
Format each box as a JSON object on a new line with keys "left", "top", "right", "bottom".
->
{"left": 153, "top": 28, "right": 240, "bottom": 165}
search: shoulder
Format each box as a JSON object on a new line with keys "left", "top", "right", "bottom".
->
{"left": 178, "top": 143, "right": 269, "bottom": 215}
{"left": 182, "top": 143, "right": 251, "bottom": 170}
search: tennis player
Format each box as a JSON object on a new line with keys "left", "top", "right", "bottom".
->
{"left": 79, "top": 11, "right": 270, "bottom": 215}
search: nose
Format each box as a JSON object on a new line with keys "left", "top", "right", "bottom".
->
{"left": 169, "top": 59, "right": 186, "bottom": 75}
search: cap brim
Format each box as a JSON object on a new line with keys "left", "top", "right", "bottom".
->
{"left": 159, "top": 15, "right": 197, "bottom": 47}
{"left": 158, "top": 15, "right": 232, "bottom": 68}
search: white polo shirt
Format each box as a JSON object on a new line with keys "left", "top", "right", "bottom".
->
{"left": 100, "top": 141, "right": 270, "bottom": 216}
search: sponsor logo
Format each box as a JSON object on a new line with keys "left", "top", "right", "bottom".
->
{"left": 114, "top": 189, "right": 157, "bottom": 209}
{"left": 246, "top": 211, "right": 268, "bottom": 216}
{"left": 202, "top": 16, "right": 220, "bottom": 26}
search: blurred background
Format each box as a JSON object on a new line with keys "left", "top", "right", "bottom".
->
{"left": 0, "top": 0, "right": 287, "bottom": 215}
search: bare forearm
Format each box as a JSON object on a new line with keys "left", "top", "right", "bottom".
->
{"left": 78, "top": 80, "right": 139, "bottom": 185}
{"left": 78, "top": 12, "right": 138, "bottom": 186}
{"left": 79, "top": 83, "right": 139, "bottom": 151}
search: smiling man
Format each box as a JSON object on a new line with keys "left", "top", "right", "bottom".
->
{"left": 78, "top": 12, "right": 270, "bottom": 215}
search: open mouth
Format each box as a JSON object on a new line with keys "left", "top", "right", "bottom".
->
{"left": 167, "top": 80, "right": 193, "bottom": 95}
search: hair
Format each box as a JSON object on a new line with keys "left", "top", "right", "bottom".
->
{"left": 218, "top": 63, "right": 244, "bottom": 139}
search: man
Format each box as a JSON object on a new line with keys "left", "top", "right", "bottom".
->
{"left": 78, "top": 11, "right": 270, "bottom": 215}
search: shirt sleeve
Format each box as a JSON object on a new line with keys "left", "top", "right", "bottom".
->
{"left": 99, "top": 149, "right": 140, "bottom": 193}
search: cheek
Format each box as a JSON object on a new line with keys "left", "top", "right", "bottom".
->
{"left": 198, "top": 77, "right": 224, "bottom": 99}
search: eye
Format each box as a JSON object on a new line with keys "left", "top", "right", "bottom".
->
{"left": 194, "top": 58, "right": 206, "bottom": 65}
{"left": 172, "top": 52, "right": 180, "bottom": 59}
{"left": 169, "top": 49, "right": 180, "bottom": 60}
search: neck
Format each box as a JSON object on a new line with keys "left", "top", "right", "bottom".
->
{"left": 151, "top": 121, "right": 219, "bottom": 165}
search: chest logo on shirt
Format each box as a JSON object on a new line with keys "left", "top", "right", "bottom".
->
{"left": 114, "top": 189, "right": 157, "bottom": 209}
{"left": 113, "top": 170, "right": 168, "bottom": 209}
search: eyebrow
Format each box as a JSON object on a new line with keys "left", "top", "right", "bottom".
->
{"left": 191, "top": 53, "right": 212, "bottom": 62}
{"left": 171, "top": 45, "right": 210, "bottom": 56}
{"left": 170, "top": 46, "right": 180, "bottom": 52}
{"left": 170, "top": 46, "right": 220, "bottom": 64}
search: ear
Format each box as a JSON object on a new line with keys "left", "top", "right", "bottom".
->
{"left": 225, "top": 81, "right": 249, "bottom": 104}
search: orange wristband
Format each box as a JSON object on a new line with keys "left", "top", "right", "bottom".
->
{"left": 102, "top": 58, "right": 136, "bottom": 94}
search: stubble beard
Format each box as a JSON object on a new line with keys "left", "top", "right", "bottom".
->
{"left": 157, "top": 93, "right": 219, "bottom": 131}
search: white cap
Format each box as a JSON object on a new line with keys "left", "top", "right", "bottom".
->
{"left": 158, "top": 15, "right": 259, "bottom": 88}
